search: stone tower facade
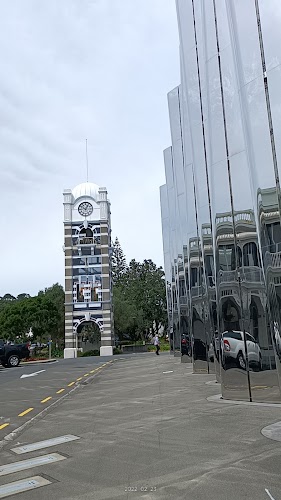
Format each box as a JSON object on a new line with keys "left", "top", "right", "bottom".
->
{"left": 63, "top": 182, "right": 114, "bottom": 358}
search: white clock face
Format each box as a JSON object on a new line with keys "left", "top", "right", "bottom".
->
{"left": 78, "top": 202, "right": 93, "bottom": 217}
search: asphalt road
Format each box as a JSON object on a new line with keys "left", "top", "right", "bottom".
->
{"left": 1, "top": 353, "right": 281, "bottom": 500}
{"left": 0, "top": 355, "right": 120, "bottom": 438}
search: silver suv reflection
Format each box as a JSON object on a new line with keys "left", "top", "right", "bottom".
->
{"left": 222, "top": 330, "right": 262, "bottom": 371}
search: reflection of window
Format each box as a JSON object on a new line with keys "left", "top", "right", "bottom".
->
{"left": 73, "top": 268, "right": 101, "bottom": 276}
{"left": 73, "top": 257, "right": 102, "bottom": 266}
{"left": 223, "top": 331, "right": 242, "bottom": 341}
{"left": 219, "top": 245, "right": 242, "bottom": 271}
{"left": 80, "top": 228, "right": 93, "bottom": 238}
{"left": 265, "top": 222, "right": 281, "bottom": 252}
{"left": 179, "top": 279, "right": 185, "bottom": 297}
{"left": 191, "top": 268, "right": 198, "bottom": 287}
{"left": 246, "top": 333, "right": 256, "bottom": 343}
{"left": 219, "top": 245, "right": 235, "bottom": 271}
{"left": 243, "top": 243, "right": 259, "bottom": 267}
{"left": 88, "top": 257, "right": 101, "bottom": 265}
{"left": 91, "top": 288, "right": 99, "bottom": 301}
{"left": 81, "top": 247, "right": 91, "bottom": 256}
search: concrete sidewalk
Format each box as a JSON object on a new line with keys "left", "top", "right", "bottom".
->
{"left": 1, "top": 354, "right": 281, "bottom": 499}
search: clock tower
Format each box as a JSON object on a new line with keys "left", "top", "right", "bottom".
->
{"left": 63, "top": 182, "right": 114, "bottom": 358}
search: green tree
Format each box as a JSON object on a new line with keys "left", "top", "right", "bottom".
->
{"left": 80, "top": 323, "right": 101, "bottom": 344}
{"left": 113, "top": 259, "right": 167, "bottom": 342}
{"left": 0, "top": 283, "right": 65, "bottom": 345}
{"left": 17, "top": 293, "right": 31, "bottom": 301}
{"left": 111, "top": 237, "right": 127, "bottom": 284}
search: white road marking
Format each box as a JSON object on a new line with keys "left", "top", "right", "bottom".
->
{"left": 0, "top": 453, "right": 66, "bottom": 476}
{"left": 20, "top": 370, "right": 46, "bottom": 379}
{"left": 0, "top": 476, "right": 51, "bottom": 498}
{"left": 11, "top": 434, "right": 80, "bottom": 454}
{"left": 163, "top": 370, "right": 173, "bottom": 374}
{"left": 265, "top": 489, "right": 276, "bottom": 500}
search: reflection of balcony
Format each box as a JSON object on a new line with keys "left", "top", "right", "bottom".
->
{"left": 218, "top": 267, "right": 263, "bottom": 285}
{"left": 265, "top": 251, "right": 281, "bottom": 269}
{"left": 218, "top": 270, "right": 236, "bottom": 284}
{"left": 243, "top": 267, "right": 263, "bottom": 282}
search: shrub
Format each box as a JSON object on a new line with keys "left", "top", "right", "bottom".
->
{"left": 51, "top": 348, "right": 64, "bottom": 358}
{"left": 81, "top": 350, "right": 100, "bottom": 357}
{"left": 113, "top": 347, "right": 122, "bottom": 355}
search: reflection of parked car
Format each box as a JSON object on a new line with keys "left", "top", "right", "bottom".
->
{"left": 222, "top": 331, "right": 262, "bottom": 370}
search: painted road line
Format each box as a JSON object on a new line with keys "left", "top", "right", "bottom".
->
{"left": 41, "top": 397, "right": 52, "bottom": 404}
{"left": 84, "top": 373, "right": 89, "bottom": 377}
{"left": 0, "top": 476, "right": 51, "bottom": 498}
{"left": 89, "top": 370, "right": 96, "bottom": 374}
{"left": 76, "top": 377, "right": 83, "bottom": 381}
{"left": 163, "top": 370, "right": 174, "bottom": 374}
{"left": 265, "top": 489, "right": 276, "bottom": 500}
{"left": 18, "top": 408, "right": 33, "bottom": 417}
{"left": 68, "top": 382, "right": 75, "bottom": 387}
{"left": 0, "top": 453, "right": 66, "bottom": 477}
{"left": 20, "top": 370, "right": 46, "bottom": 379}
{"left": 56, "top": 389, "right": 65, "bottom": 394}
{"left": 11, "top": 435, "right": 80, "bottom": 455}
{"left": 0, "top": 424, "right": 9, "bottom": 431}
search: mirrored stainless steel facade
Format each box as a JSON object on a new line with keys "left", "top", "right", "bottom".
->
{"left": 160, "top": 0, "right": 281, "bottom": 402}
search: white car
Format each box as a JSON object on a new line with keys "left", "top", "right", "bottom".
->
{"left": 222, "top": 330, "right": 262, "bottom": 370}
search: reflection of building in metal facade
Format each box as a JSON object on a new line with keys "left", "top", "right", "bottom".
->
{"left": 160, "top": 0, "right": 281, "bottom": 402}
{"left": 63, "top": 182, "right": 113, "bottom": 358}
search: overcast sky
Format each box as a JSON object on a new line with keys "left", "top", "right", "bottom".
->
{"left": 0, "top": 0, "right": 179, "bottom": 297}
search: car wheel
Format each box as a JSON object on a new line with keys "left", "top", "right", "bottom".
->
{"left": 7, "top": 355, "right": 20, "bottom": 368}
{"left": 237, "top": 352, "right": 246, "bottom": 370}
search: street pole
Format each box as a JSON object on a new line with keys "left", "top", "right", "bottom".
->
{"left": 49, "top": 338, "right": 52, "bottom": 360}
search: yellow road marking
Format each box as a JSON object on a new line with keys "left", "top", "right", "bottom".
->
{"left": 76, "top": 377, "right": 83, "bottom": 381}
{"left": 0, "top": 423, "right": 9, "bottom": 430}
{"left": 56, "top": 389, "right": 65, "bottom": 394}
{"left": 41, "top": 397, "right": 52, "bottom": 403}
{"left": 90, "top": 370, "right": 96, "bottom": 374}
{"left": 18, "top": 408, "right": 33, "bottom": 417}
{"left": 84, "top": 373, "right": 89, "bottom": 377}
{"left": 68, "top": 382, "right": 75, "bottom": 387}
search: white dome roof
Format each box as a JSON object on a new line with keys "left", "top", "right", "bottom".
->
{"left": 72, "top": 182, "right": 99, "bottom": 202}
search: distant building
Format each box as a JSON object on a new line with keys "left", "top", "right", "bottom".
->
{"left": 63, "top": 182, "right": 113, "bottom": 358}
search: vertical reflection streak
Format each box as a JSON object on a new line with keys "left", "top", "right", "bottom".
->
{"left": 254, "top": 0, "right": 281, "bottom": 220}
{"left": 192, "top": 0, "right": 216, "bottom": 374}
{"left": 212, "top": 0, "right": 252, "bottom": 400}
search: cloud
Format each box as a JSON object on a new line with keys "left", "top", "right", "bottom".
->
{"left": 0, "top": 0, "right": 179, "bottom": 295}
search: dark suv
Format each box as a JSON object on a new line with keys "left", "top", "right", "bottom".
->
{"left": 0, "top": 339, "right": 30, "bottom": 367}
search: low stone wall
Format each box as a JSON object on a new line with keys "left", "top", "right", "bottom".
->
{"left": 121, "top": 344, "right": 149, "bottom": 353}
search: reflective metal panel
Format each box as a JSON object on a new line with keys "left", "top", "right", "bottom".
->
{"left": 160, "top": 0, "right": 281, "bottom": 403}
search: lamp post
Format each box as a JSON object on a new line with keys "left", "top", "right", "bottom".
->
{"left": 48, "top": 338, "right": 52, "bottom": 360}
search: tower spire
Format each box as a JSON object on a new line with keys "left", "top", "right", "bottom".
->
{"left": 86, "top": 138, "right": 89, "bottom": 183}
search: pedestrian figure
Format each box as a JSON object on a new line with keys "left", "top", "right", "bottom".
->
{"left": 154, "top": 334, "right": 160, "bottom": 355}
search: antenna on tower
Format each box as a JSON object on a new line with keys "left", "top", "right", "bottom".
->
{"left": 85, "top": 138, "right": 89, "bottom": 183}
